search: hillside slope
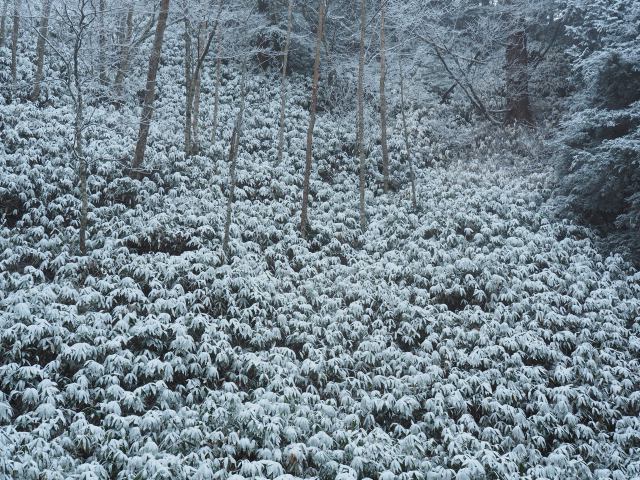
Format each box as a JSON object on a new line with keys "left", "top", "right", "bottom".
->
{"left": 1, "top": 45, "right": 640, "bottom": 479}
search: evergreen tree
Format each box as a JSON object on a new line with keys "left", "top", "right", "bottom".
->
{"left": 556, "top": 0, "right": 640, "bottom": 260}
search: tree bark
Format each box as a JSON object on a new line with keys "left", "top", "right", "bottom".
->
{"left": 222, "top": 65, "right": 248, "bottom": 258}
{"left": 180, "top": 6, "right": 221, "bottom": 153}
{"left": 132, "top": 0, "right": 170, "bottom": 172}
{"left": 356, "top": 0, "right": 367, "bottom": 232}
{"left": 209, "top": 0, "right": 223, "bottom": 144}
{"left": 183, "top": 8, "right": 193, "bottom": 155}
{"left": 300, "top": 0, "right": 326, "bottom": 237}
{"left": 211, "top": 20, "right": 222, "bottom": 143}
{"left": 399, "top": 60, "right": 417, "bottom": 210}
{"left": 505, "top": 17, "right": 533, "bottom": 124}
{"left": 75, "top": 52, "right": 88, "bottom": 255}
{"left": 10, "top": 0, "right": 20, "bottom": 91}
{"left": 70, "top": 3, "right": 89, "bottom": 255}
{"left": 30, "top": 0, "right": 52, "bottom": 101}
{"left": 276, "top": 0, "right": 294, "bottom": 165}
{"left": 113, "top": 3, "right": 134, "bottom": 106}
{"left": 97, "top": 0, "right": 108, "bottom": 86}
{"left": 182, "top": 8, "right": 220, "bottom": 153}
{"left": 0, "top": 0, "right": 8, "bottom": 48}
{"left": 191, "top": 21, "right": 206, "bottom": 152}
{"left": 379, "top": 0, "right": 389, "bottom": 193}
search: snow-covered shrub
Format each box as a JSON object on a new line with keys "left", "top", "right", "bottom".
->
{"left": 1, "top": 20, "right": 640, "bottom": 480}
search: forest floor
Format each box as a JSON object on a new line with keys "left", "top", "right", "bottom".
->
{"left": 1, "top": 46, "right": 640, "bottom": 479}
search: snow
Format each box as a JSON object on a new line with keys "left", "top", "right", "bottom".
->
{"left": 1, "top": 18, "right": 640, "bottom": 480}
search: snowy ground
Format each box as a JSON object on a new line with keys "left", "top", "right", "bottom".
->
{"left": 1, "top": 47, "right": 640, "bottom": 479}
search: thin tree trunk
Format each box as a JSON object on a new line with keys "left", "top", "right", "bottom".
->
{"left": 300, "top": 0, "right": 326, "bottom": 237}
{"left": 183, "top": 9, "right": 193, "bottom": 155}
{"left": 114, "top": 4, "right": 134, "bottom": 106}
{"left": 399, "top": 60, "right": 417, "bottom": 210}
{"left": 208, "top": 0, "right": 224, "bottom": 144}
{"left": 211, "top": 22, "right": 222, "bottom": 143}
{"left": 276, "top": 0, "right": 294, "bottom": 165}
{"left": 505, "top": 16, "right": 533, "bottom": 124}
{"left": 71, "top": 15, "right": 87, "bottom": 254}
{"left": 191, "top": 21, "right": 206, "bottom": 152}
{"left": 76, "top": 74, "right": 88, "bottom": 255}
{"left": 222, "top": 65, "right": 248, "bottom": 258}
{"left": 181, "top": 6, "right": 221, "bottom": 152}
{"left": 132, "top": 0, "right": 171, "bottom": 172}
{"left": 379, "top": 0, "right": 389, "bottom": 192}
{"left": 98, "top": 0, "right": 108, "bottom": 86}
{"left": 183, "top": 6, "right": 221, "bottom": 153}
{"left": 356, "top": 0, "right": 367, "bottom": 232}
{"left": 10, "top": 0, "right": 19, "bottom": 91}
{"left": 30, "top": 0, "right": 52, "bottom": 101}
{"left": 0, "top": 0, "right": 8, "bottom": 48}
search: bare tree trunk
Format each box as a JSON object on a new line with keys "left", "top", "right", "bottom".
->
{"left": 0, "top": 0, "right": 7, "bottom": 48}
{"left": 356, "top": 0, "right": 367, "bottom": 232}
{"left": 183, "top": 9, "right": 193, "bottom": 155}
{"left": 132, "top": 0, "right": 170, "bottom": 172}
{"left": 96, "top": 0, "right": 108, "bottom": 86}
{"left": 300, "top": 0, "right": 326, "bottom": 237}
{"left": 39, "top": 0, "right": 93, "bottom": 253}
{"left": 505, "top": 16, "right": 533, "bottom": 124}
{"left": 113, "top": 3, "right": 134, "bottom": 106}
{"left": 75, "top": 70, "right": 88, "bottom": 255}
{"left": 399, "top": 60, "right": 417, "bottom": 210}
{"left": 30, "top": 0, "right": 52, "bottom": 101}
{"left": 275, "top": 0, "right": 294, "bottom": 165}
{"left": 379, "top": 0, "right": 389, "bottom": 193}
{"left": 211, "top": 23, "right": 222, "bottom": 143}
{"left": 70, "top": 8, "right": 88, "bottom": 255}
{"left": 179, "top": 6, "right": 221, "bottom": 153}
{"left": 191, "top": 21, "right": 206, "bottom": 152}
{"left": 206, "top": 0, "right": 223, "bottom": 144}
{"left": 222, "top": 65, "right": 247, "bottom": 258}
{"left": 10, "top": 0, "right": 19, "bottom": 91}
